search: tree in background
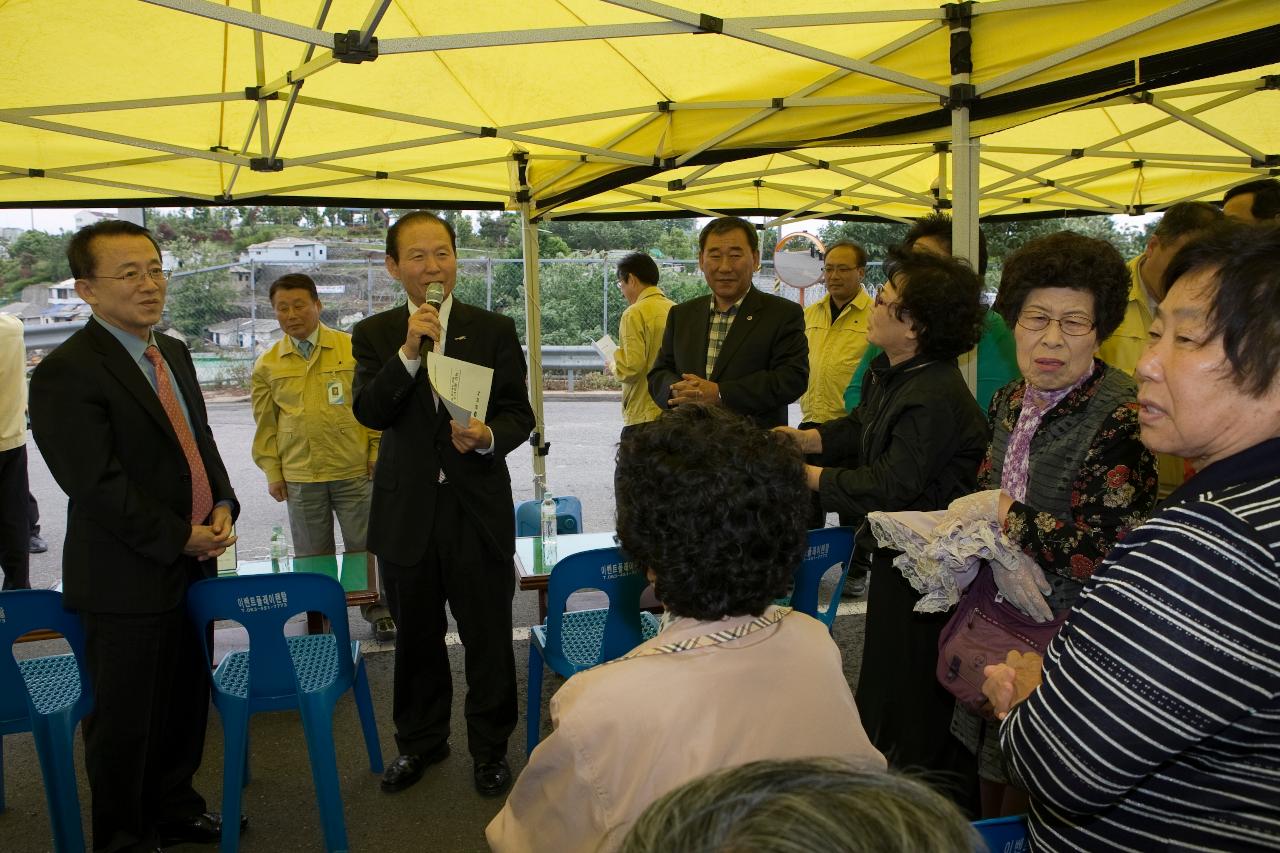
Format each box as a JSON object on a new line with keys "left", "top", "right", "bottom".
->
{"left": 0, "top": 206, "right": 1158, "bottom": 351}
{"left": 0, "top": 230, "right": 73, "bottom": 298}
{"left": 166, "top": 272, "right": 236, "bottom": 341}
{"left": 163, "top": 235, "right": 237, "bottom": 340}
{"left": 819, "top": 215, "right": 1152, "bottom": 291}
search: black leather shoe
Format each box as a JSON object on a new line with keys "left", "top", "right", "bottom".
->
{"left": 474, "top": 758, "right": 511, "bottom": 797}
{"left": 381, "top": 742, "right": 449, "bottom": 793}
{"left": 158, "top": 811, "right": 247, "bottom": 846}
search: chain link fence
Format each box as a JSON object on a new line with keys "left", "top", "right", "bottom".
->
{"left": 165, "top": 255, "right": 855, "bottom": 391}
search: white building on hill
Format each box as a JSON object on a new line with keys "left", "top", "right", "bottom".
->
{"left": 241, "top": 237, "right": 327, "bottom": 264}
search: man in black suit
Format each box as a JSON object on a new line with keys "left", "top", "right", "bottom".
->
{"left": 28, "top": 220, "right": 242, "bottom": 852}
{"left": 648, "top": 217, "right": 808, "bottom": 428}
{"left": 352, "top": 211, "right": 534, "bottom": 798}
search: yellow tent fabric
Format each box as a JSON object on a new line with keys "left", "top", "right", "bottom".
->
{"left": 1, "top": 0, "right": 1275, "bottom": 216}
{"left": 540, "top": 64, "right": 1280, "bottom": 222}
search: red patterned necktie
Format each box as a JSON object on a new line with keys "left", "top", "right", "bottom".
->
{"left": 144, "top": 345, "right": 214, "bottom": 524}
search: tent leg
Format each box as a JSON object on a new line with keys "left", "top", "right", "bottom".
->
{"left": 520, "top": 201, "right": 549, "bottom": 496}
{"left": 950, "top": 8, "right": 980, "bottom": 398}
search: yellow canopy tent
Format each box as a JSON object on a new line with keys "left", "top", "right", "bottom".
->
{"left": 3, "top": 0, "right": 1276, "bottom": 484}
{"left": 2, "top": 1, "right": 1273, "bottom": 211}
{"left": 537, "top": 64, "right": 1279, "bottom": 224}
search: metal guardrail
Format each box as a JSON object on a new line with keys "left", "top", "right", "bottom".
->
{"left": 23, "top": 320, "right": 87, "bottom": 351}
{"left": 524, "top": 346, "right": 606, "bottom": 391}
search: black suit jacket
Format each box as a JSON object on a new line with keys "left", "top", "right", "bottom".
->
{"left": 648, "top": 287, "right": 809, "bottom": 428}
{"left": 29, "top": 318, "right": 238, "bottom": 614}
{"left": 351, "top": 300, "right": 534, "bottom": 567}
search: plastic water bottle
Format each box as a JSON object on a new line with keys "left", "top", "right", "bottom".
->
{"left": 270, "top": 524, "right": 291, "bottom": 573}
{"left": 540, "top": 492, "right": 558, "bottom": 569}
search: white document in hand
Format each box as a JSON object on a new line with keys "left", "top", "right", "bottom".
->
{"left": 592, "top": 334, "right": 618, "bottom": 371}
{"left": 427, "top": 352, "right": 494, "bottom": 425}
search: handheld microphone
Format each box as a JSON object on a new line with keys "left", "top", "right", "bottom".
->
{"left": 422, "top": 282, "right": 446, "bottom": 353}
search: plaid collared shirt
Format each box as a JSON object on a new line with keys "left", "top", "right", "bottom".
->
{"left": 705, "top": 296, "right": 744, "bottom": 377}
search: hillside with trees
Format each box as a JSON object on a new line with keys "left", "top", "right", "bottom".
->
{"left": 1, "top": 207, "right": 1154, "bottom": 351}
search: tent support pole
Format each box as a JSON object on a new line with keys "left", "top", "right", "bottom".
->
{"left": 949, "top": 1, "right": 979, "bottom": 396}
{"left": 520, "top": 201, "right": 549, "bottom": 498}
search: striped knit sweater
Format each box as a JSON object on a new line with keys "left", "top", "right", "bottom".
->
{"left": 1000, "top": 436, "right": 1280, "bottom": 852}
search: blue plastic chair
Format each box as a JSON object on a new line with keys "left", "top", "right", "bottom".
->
{"left": 973, "top": 814, "right": 1029, "bottom": 852}
{"left": 781, "top": 526, "right": 856, "bottom": 633}
{"left": 0, "top": 589, "right": 92, "bottom": 853}
{"left": 186, "top": 573, "right": 383, "bottom": 853}
{"left": 527, "top": 546, "right": 659, "bottom": 755}
{"left": 515, "top": 495, "right": 584, "bottom": 536}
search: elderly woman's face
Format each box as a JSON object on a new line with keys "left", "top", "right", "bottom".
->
{"left": 866, "top": 275, "right": 917, "bottom": 363}
{"left": 1136, "top": 269, "right": 1279, "bottom": 469}
{"left": 1013, "top": 287, "right": 1098, "bottom": 391}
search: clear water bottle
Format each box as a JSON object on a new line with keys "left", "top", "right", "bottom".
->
{"left": 270, "top": 524, "right": 291, "bottom": 573}
{"left": 540, "top": 491, "right": 558, "bottom": 569}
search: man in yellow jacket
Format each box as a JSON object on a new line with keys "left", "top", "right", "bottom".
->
{"left": 1097, "top": 201, "right": 1221, "bottom": 499}
{"left": 251, "top": 273, "right": 393, "bottom": 638}
{"left": 610, "top": 252, "right": 674, "bottom": 436}
{"left": 0, "top": 314, "right": 31, "bottom": 590}
{"left": 799, "top": 241, "right": 872, "bottom": 430}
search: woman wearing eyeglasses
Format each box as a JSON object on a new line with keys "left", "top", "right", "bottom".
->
{"left": 949, "top": 230, "right": 1158, "bottom": 818}
{"left": 776, "top": 247, "right": 988, "bottom": 803}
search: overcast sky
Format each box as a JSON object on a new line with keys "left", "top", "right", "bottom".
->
{"left": 0, "top": 208, "right": 83, "bottom": 233}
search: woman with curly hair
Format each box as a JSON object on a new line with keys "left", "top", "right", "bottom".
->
{"left": 777, "top": 248, "right": 989, "bottom": 802}
{"left": 949, "top": 230, "right": 1158, "bottom": 818}
{"left": 487, "top": 405, "right": 885, "bottom": 853}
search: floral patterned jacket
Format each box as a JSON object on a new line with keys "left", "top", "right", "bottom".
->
{"left": 980, "top": 364, "right": 1158, "bottom": 580}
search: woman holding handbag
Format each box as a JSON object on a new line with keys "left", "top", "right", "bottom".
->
{"left": 947, "top": 231, "right": 1158, "bottom": 818}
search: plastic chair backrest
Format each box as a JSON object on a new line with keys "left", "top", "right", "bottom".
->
{"left": 789, "top": 526, "right": 856, "bottom": 628}
{"left": 543, "top": 546, "right": 650, "bottom": 671}
{"left": 0, "top": 590, "right": 92, "bottom": 731}
{"left": 972, "top": 814, "right": 1028, "bottom": 853}
{"left": 186, "top": 573, "right": 354, "bottom": 701}
{"left": 515, "top": 496, "right": 584, "bottom": 537}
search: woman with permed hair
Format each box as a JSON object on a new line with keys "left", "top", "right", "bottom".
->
{"left": 947, "top": 230, "right": 1157, "bottom": 818}
{"left": 487, "top": 406, "right": 885, "bottom": 853}
{"left": 776, "top": 248, "right": 989, "bottom": 804}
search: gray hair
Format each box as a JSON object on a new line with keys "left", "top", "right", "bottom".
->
{"left": 618, "top": 758, "right": 978, "bottom": 853}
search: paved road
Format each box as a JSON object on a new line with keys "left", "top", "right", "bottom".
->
{"left": 25, "top": 394, "right": 634, "bottom": 628}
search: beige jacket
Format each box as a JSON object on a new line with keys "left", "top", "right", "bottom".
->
{"left": 613, "top": 286, "right": 674, "bottom": 426}
{"left": 0, "top": 315, "right": 27, "bottom": 452}
{"left": 487, "top": 607, "right": 885, "bottom": 853}
{"left": 250, "top": 323, "right": 378, "bottom": 483}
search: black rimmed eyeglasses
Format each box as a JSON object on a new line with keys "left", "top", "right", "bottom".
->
{"left": 93, "top": 269, "right": 169, "bottom": 285}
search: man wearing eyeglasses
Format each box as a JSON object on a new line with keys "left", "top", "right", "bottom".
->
{"left": 29, "top": 220, "right": 244, "bottom": 851}
{"left": 798, "top": 241, "right": 872, "bottom": 433}
{"left": 610, "top": 252, "right": 674, "bottom": 435}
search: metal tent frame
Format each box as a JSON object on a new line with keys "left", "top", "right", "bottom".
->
{"left": 3, "top": 0, "right": 1276, "bottom": 489}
